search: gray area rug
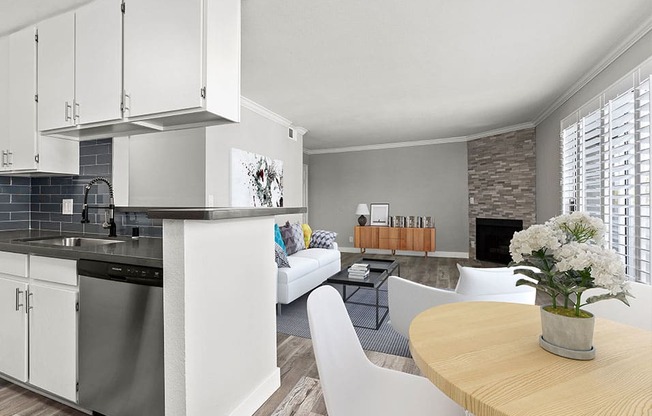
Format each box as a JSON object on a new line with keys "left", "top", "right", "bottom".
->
{"left": 276, "top": 282, "right": 411, "bottom": 357}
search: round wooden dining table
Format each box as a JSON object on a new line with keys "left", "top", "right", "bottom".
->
{"left": 409, "top": 302, "right": 652, "bottom": 416}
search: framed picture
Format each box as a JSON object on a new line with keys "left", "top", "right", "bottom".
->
{"left": 370, "top": 203, "right": 390, "bottom": 226}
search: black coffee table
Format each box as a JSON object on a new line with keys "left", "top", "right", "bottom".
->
{"left": 326, "top": 258, "right": 399, "bottom": 330}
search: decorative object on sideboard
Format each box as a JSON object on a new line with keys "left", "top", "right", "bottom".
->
{"left": 369, "top": 203, "right": 390, "bottom": 226}
{"left": 423, "top": 216, "right": 434, "bottom": 228}
{"left": 510, "top": 212, "right": 631, "bottom": 360}
{"left": 355, "top": 204, "right": 370, "bottom": 226}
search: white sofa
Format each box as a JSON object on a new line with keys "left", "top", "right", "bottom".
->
{"left": 277, "top": 242, "right": 341, "bottom": 313}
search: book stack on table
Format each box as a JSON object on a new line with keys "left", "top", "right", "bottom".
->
{"left": 348, "top": 263, "right": 370, "bottom": 279}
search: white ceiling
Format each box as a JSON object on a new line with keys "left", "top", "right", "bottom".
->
{"left": 2, "top": 1, "right": 652, "bottom": 151}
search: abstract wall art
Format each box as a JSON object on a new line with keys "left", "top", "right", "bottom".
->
{"left": 231, "top": 148, "right": 284, "bottom": 207}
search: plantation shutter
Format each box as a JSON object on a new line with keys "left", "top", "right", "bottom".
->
{"left": 560, "top": 58, "right": 652, "bottom": 284}
{"left": 561, "top": 115, "right": 580, "bottom": 213}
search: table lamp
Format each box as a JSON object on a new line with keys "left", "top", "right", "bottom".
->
{"left": 355, "top": 203, "right": 370, "bottom": 226}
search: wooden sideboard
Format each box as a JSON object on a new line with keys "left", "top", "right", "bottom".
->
{"left": 354, "top": 226, "right": 435, "bottom": 256}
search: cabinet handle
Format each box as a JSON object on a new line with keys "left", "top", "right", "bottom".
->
{"left": 123, "top": 92, "right": 131, "bottom": 116}
{"left": 1, "top": 150, "right": 6, "bottom": 167}
{"left": 26, "top": 292, "right": 33, "bottom": 314}
{"left": 15, "top": 288, "right": 24, "bottom": 311}
{"left": 74, "top": 100, "right": 80, "bottom": 124}
{"left": 7, "top": 151, "right": 12, "bottom": 166}
{"left": 65, "top": 101, "right": 72, "bottom": 122}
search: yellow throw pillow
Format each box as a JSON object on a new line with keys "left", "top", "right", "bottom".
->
{"left": 302, "top": 224, "right": 312, "bottom": 248}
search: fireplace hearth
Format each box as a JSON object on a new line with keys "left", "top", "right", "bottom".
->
{"left": 476, "top": 218, "right": 523, "bottom": 264}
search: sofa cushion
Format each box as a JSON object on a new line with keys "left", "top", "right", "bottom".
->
{"left": 309, "top": 230, "right": 337, "bottom": 248}
{"left": 301, "top": 223, "right": 312, "bottom": 248}
{"left": 280, "top": 221, "right": 304, "bottom": 255}
{"left": 292, "top": 223, "right": 306, "bottom": 251}
{"left": 278, "top": 256, "right": 320, "bottom": 284}
{"left": 291, "top": 248, "right": 340, "bottom": 268}
{"left": 274, "top": 242, "right": 290, "bottom": 268}
{"left": 274, "top": 224, "right": 286, "bottom": 253}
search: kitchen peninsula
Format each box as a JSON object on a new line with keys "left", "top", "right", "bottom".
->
{"left": 148, "top": 207, "right": 306, "bottom": 416}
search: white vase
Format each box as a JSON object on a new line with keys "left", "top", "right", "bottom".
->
{"left": 539, "top": 306, "right": 595, "bottom": 360}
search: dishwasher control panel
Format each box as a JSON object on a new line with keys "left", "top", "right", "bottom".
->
{"left": 78, "top": 259, "right": 163, "bottom": 287}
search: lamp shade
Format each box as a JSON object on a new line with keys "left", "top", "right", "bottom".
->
{"left": 355, "top": 204, "right": 370, "bottom": 216}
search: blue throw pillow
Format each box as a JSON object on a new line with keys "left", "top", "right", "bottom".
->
{"left": 274, "top": 224, "right": 286, "bottom": 253}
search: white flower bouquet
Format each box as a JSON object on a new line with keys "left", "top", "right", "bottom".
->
{"left": 509, "top": 212, "right": 631, "bottom": 317}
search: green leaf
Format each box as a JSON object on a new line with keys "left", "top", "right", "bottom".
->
{"left": 584, "top": 291, "right": 631, "bottom": 307}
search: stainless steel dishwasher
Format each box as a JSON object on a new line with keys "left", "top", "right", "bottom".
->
{"left": 78, "top": 259, "right": 164, "bottom": 416}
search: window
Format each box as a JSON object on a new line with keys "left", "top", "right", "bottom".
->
{"left": 561, "top": 61, "right": 651, "bottom": 284}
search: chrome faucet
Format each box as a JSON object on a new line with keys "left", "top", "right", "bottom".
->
{"left": 81, "top": 177, "right": 117, "bottom": 237}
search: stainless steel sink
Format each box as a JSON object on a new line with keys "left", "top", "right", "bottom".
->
{"left": 15, "top": 236, "right": 125, "bottom": 247}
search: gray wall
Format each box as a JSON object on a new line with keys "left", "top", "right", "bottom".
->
{"left": 114, "top": 106, "right": 305, "bottom": 224}
{"left": 205, "top": 106, "right": 305, "bottom": 224}
{"left": 308, "top": 142, "right": 469, "bottom": 254}
{"left": 536, "top": 31, "right": 652, "bottom": 222}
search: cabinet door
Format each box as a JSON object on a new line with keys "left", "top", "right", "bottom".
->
{"left": 8, "top": 26, "right": 37, "bottom": 170}
{"left": 400, "top": 228, "right": 418, "bottom": 250}
{"left": 0, "top": 36, "right": 9, "bottom": 171}
{"left": 0, "top": 277, "right": 28, "bottom": 382}
{"left": 123, "top": 0, "right": 203, "bottom": 118}
{"left": 37, "top": 11, "right": 75, "bottom": 131}
{"left": 76, "top": 0, "right": 122, "bottom": 125}
{"left": 29, "top": 283, "right": 78, "bottom": 402}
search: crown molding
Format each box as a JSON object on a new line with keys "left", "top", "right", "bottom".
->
{"left": 464, "top": 122, "right": 535, "bottom": 141}
{"left": 533, "top": 15, "right": 652, "bottom": 126}
{"left": 304, "top": 122, "right": 534, "bottom": 155}
{"left": 240, "top": 96, "right": 307, "bottom": 135}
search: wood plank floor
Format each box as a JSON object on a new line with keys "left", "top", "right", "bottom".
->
{"left": 1, "top": 254, "right": 522, "bottom": 416}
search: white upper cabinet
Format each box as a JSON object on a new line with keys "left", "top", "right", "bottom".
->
{"left": 0, "top": 25, "right": 78, "bottom": 175}
{"left": 34, "top": 0, "right": 240, "bottom": 140}
{"left": 75, "top": 0, "right": 123, "bottom": 125}
{"left": 124, "top": 0, "right": 203, "bottom": 118}
{"left": 9, "top": 27, "right": 38, "bottom": 171}
{"left": 37, "top": 12, "right": 75, "bottom": 132}
{"left": 0, "top": 37, "right": 9, "bottom": 171}
{"left": 38, "top": 0, "right": 122, "bottom": 131}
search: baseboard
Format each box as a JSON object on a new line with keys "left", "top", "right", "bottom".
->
{"left": 339, "top": 246, "right": 469, "bottom": 259}
{"left": 229, "top": 367, "right": 281, "bottom": 416}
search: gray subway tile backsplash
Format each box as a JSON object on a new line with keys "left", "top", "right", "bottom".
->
{"left": 0, "top": 138, "right": 162, "bottom": 238}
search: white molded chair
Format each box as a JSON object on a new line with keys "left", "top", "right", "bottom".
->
{"left": 583, "top": 282, "right": 652, "bottom": 331}
{"left": 388, "top": 264, "right": 537, "bottom": 339}
{"left": 307, "top": 285, "right": 465, "bottom": 416}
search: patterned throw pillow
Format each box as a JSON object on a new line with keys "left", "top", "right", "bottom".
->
{"left": 280, "top": 221, "right": 303, "bottom": 255}
{"left": 274, "top": 242, "right": 291, "bottom": 268}
{"left": 274, "top": 224, "right": 286, "bottom": 253}
{"left": 292, "top": 222, "right": 306, "bottom": 251}
{"left": 301, "top": 223, "right": 312, "bottom": 248}
{"left": 309, "top": 230, "right": 337, "bottom": 249}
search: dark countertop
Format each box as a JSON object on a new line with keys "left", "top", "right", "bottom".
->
{"left": 0, "top": 230, "right": 163, "bottom": 268}
{"left": 147, "top": 206, "right": 307, "bottom": 220}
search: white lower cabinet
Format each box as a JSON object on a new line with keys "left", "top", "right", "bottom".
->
{"left": 0, "top": 252, "right": 78, "bottom": 403}
{"left": 28, "top": 282, "right": 78, "bottom": 402}
{"left": 0, "top": 276, "right": 28, "bottom": 382}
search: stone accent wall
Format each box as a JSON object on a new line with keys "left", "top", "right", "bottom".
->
{"left": 467, "top": 128, "right": 536, "bottom": 258}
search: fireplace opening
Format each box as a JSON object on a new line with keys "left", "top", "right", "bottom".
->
{"left": 476, "top": 218, "right": 523, "bottom": 264}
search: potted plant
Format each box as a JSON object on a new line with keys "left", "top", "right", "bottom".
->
{"left": 509, "top": 212, "right": 631, "bottom": 360}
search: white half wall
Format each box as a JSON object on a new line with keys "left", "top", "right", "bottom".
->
{"left": 163, "top": 217, "right": 280, "bottom": 415}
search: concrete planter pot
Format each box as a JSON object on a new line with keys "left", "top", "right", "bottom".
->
{"left": 539, "top": 306, "right": 596, "bottom": 360}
